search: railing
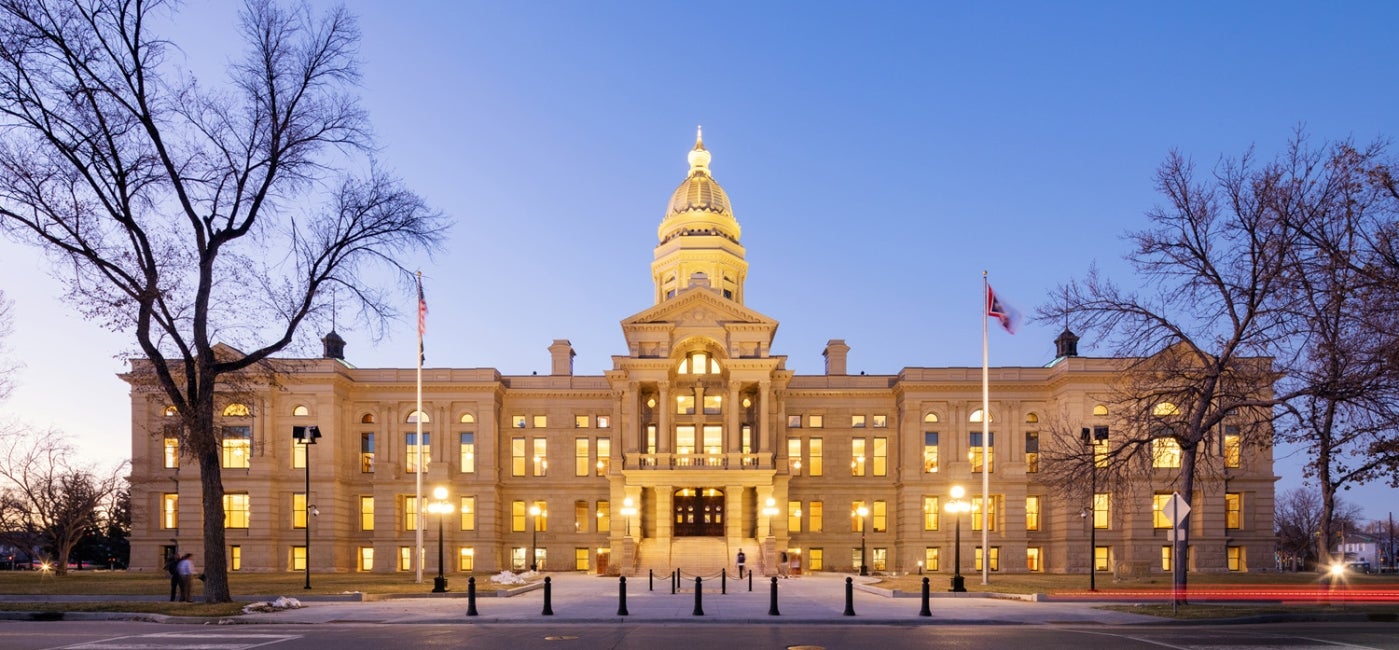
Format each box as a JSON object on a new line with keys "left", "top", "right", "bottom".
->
{"left": 626, "top": 452, "right": 771, "bottom": 470}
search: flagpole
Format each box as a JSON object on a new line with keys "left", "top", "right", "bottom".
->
{"left": 415, "top": 271, "right": 424, "bottom": 584}
{"left": 981, "top": 271, "right": 990, "bottom": 586}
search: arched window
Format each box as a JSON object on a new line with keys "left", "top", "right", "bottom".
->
{"left": 1024, "top": 412, "right": 1039, "bottom": 424}
{"left": 406, "top": 410, "right": 430, "bottom": 424}
{"left": 460, "top": 413, "right": 476, "bottom": 424}
{"left": 163, "top": 406, "right": 178, "bottom": 417}
{"left": 923, "top": 412, "right": 940, "bottom": 424}
{"left": 677, "top": 351, "right": 721, "bottom": 375}
{"left": 1153, "top": 402, "right": 1180, "bottom": 417}
{"left": 361, "top": 413, "right": 376, "bottom": 424}
{"left": 223, "top": 403, "right": 251, "bottom": 417}
{"left": 292, "top": 405, "right": 310, "bottom": 416}
{"left": 969, "top": 409, "right": 992, "bottom": 423}
{"left": 1092, "top": 404, "right": 1109, "bottom": 416}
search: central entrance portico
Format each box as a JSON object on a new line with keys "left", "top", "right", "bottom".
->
{"left": 674, "top": 488, "right": 725, "bottom": 536}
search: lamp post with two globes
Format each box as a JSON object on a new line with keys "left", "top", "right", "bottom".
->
{"left": 426, "top": 486, "right": 454, "bottom": 593}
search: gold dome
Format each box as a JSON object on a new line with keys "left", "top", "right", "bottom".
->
{"left": 659, "top": 126, "right": 741, "bottom": 244}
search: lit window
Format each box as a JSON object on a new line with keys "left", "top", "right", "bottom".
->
{"left": 596, "top": 438, "right": 611, "bottom": 476}
{"left": 923, "top": 412, "right": 939, "bottom": 424}
{"left": 230, "top": 545, "right": 241, "bottom": 572}
{"left": 223, "top": 403, "right": 251, "bottom": 417}
{"left": 873, "top": 500, "right": 887, "bottom": 533}
{"left": 460, "top": 413, "right": 475, "bottom": 424}
{"left": 872, "top": 415, "right": 887, "bottom": 428}
{"left": 574, "top": 549, "right": 591, "bottom": 572}
{"left": 969, "top": 409, "right": 992, "bottom": 423}
{"left": 404, "top": 496, "right": 419, "bottom": 531}
{"left": 872, "top": 547, "right": 888, "bottom": 572}
{"left": 676, "top": 394, "right": 695, "bottom": 415}
{"left": 873, "top": 437, "right": 887, "bottom": 476}
{"left": 809, "top": 438, "right": 823, "bottom": 476}
{"left": 460, "top": 496, "right": 475, "bottom": 531}
{"left": 459, "top": 433, "right": 475, "bottom": 473}
{"left": 1027, "top": 547, "right": 1042, "bottom": 572}
{"left": 1161, "top": 545, "right": 1172, "bottom": 571}
{"left": 1024, "top": 412, "right": 1039, "bottom": 424}
{"left": 576, "top": 438, "right": 590, "bottom": 477}
{"left": 809, "top": 415, "right": 823, "bottom": 428}
{"left": 360, "top": 496, "right": 374, "bottom": 531}
{"left": 788, "top": 438, "right": 802, "bottom": 475}
{"left": 360, "top": 432, "right": 375, "bottom": 473}
{"left": 575, "top": 415, "right": 590, "bottom": 428}
{"left": 852, "top": 415, "right": 866, "bottom": 428}
{"left": 1093, "top": 493, "right": 1110, "bottom": 529}
{"left": 851, "top": 439, "right": 866, "bottom": 476}
{"left": 1152, "top": 437, "right": 1182, "bottom": 468}
{"left": 292, "top": 405, "right": 309, "bottom": 416}
{"left": 1094, "top": 546, "right": 1111, "bottom": 571}
{"left": 405, "top": 432, "right": 431, "bottom": 473}
{"left": 1227, "top": 545, "right": 1244, "bottom": 571}
{"left": 512, "top": 500, "right": 526, "bottom": 532}
{"left": 1026, "top": 496, "right": 1041, "bottom": 531}
{"left": 399, "top": 547, "right": 413, "bottom": 571}
{"left": 703, "top": 394, "right": 722, "bottom": 415}
{"left": 974, "top": 546, "right": 1000, "bottom": 572}
{"left": 163, "top": 405, "right": 178, "bottom": 417}
{"left": 1093, "top": 404, "right": 1109, "bottom": 416}
{"left": 971, "top": 496, "right": 997, "bottom": 531}
{"left": 291, "top": 546, "right": 307, "bottom": 571}
{"left": 969, "top": 432, "right": 994, "bottom": 473}
{"left": 924, "top": 547, "right": 939, "bottom": 572}
{"left": 532, "top": 500, "right": 548, "bottom": 533}
{"left": 357, "top": 547, "right": 372, "bottom": 572}
{"left": 533, "top": 439, "right": 547, "bottom": 476}
{"left": 1024, "top": 431, "right": 1039, "bottom": 473}
{"left": 596, "top": 500, "right": 610, "bottom": 532}
{"left": 292, "top": 493, "right": 307, "bottom": 529}
{"left": 223, "top": 493, "right": 251, "bottom": 528}
{"left": 221, "top": 426, "right": 251, "bottom": 469}
{"left": 574, "top": 500, "right": 589, "bottom": 533}
{"left": 677, "top": 351, "right": 721, "bottom": 375}
{"left": 162, "top": 493, "right": 178, "bottom": 529}
{"left": 809, "top": 548, "right": 824, "bottom": 571}
{"left": 1153, "top": 402, "right": 1179, "bottom": 417}
{"left": 1223, "top": 426, "right": 1241, "bottom": 468}
{"left": 597, "top": 415, "right": 611, "bottom": 428}
{"left": 292, "top": 437, "right": 307, "bottom": 469}
{"left": 788, "top": 500, "right": 802, "bottom": 533}
{"left": 512, "top": 415, "right": 526, "bottom": 428}
{"left": 923, "top": 497, "right": 940, "bottom": 531}
{"left": 1225, "top": 493, "right": 1242, "bottom": 529}
{"left": 512, "top": 437, "right": 526, "bottom": 477}
{"left": 406, "top": 410, "right": 430, "bottom": 423}
{"left": 458, "top": 547, "right": 474, "bottom": 572}
{"left": 809, "top": 501, "right": 823, "bottom": 532}
{"left": 1152, "top": 493, "right": 1174, "bottom": 529}
{"left": 533, "top": 415, "right": 548, "bottom": 428}
{"left": 163, "top": 437, "right": 179, "bottom": 469}
{"left": 923, "top": 432, "right": 939, "bottom": 473}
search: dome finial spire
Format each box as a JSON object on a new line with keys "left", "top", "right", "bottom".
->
{"left": 687, "top": 125, "right": 712, "bottom": 173}
{"left": 694, "top": 125, "right": 705, "bottom": 151}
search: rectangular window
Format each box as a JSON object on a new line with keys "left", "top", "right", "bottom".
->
{"left": 969, "top": 432, "right": 994, "bottom": 473}
{"left": 923, "top": 432, "right": 939, "bottom": 473}
{"left": 575, "top": 438, "right": 589, "bottom": 476}
{"left": 399, "top": 546, "right": 413, "bottom": 571}
{"left": 787, "top": 414, "right": 801, "bottom": 428}
{"left": 1093, "top": 436, "right": 1109, "bottom": 468}
{"left": 873, "top": 437, "right": 887, "bottom": 476}
{"left": 293, "top": 493, "right": 307, "bottom": 529}
{"left": 676, "top": 394, "right": 695, "bottom": 415}
{"left": 532, "top": 500, "right": 548, "bottom": 532}
{"left": 872, "top": 547, "right": 888, "bottom": 572}
{"left": 574, "top": 500, "right": 589, "bottom": 533}
{"left": 532, "top": 415, "right": 548, "bottom": 428}
{"left": 163, "top": 437, "right": 179, "bottom": 469}
{"left": 596, "top": 500, "right": 610, "bottom": 532}
{"left": 809, "top": 438, "right": 823, "bottom": 476}
{"left": 598, "top": 415, "right": 611, "bottom": 428}
{"left": 161, "top": 493, "right": 178, "bottom": 529}
{"left": 851, "top": 438, "right": 866, "bottom": 476}
{"left": 1225, "top": 493, "right": 1242, "bottom": 529}
{"left": 223, "top": 493, "right": 250, "bottom": 528}
{"left": 292, "top": 438, "right": 307, "bottom": 469}
{"left": 459, "top": 547, "right": 475, "bottom": 572}
{"left": 809, "top": 548, "right": 824, "bottom": 571}
{"left": 1027, "top": 547, "right": 1042, "bottom": 572}
{"left": 512, "top": 500, "right": 526, "bottom": 532}
{"left": 873, "top": 500, "right": 887, "bottom": 533}
{"left": 703, "top": 394, "right": 722, "bottom": 415}
{"left": 230, "top": 545, "right": 242, "bottom": 572}
{"left": 1152, "top": 493, "right": 1173, "bottom": 529}
{"left": 512, "top": 437, "right": 526, "bottom": 477}
{"left": 575, "top": 548, "right": 590, "bottom": 571}
{"left": 676, "top": 425, "right": 696, "bottom": 457}
{"left": 809, "top": 501, "right": 823, "bottom": 532}
{"left": 512, "top": 415, "right": 526, "bottom": 428}
{"left": 511, "top": 547, "right": 526, "bottom": 571}
{"left": 1227, "top": 545, "right": 1243, "bottom": 571}
{"left": 851, "top": 548, "right": 864, "bottom": 573}
{"left": 459, "top": 433, "right": 475, "bottom": 473}
{"left": 533, "top": 439, "right": 548, "bottom": 476}
{"left": 459, "top": 496, "right": 475, "bottom": 531}
{"left": 741, "top": 425, "right": 753, "bottom": 455}
{"left": 358, "top": 547, "right": 374, "bottom": 572}
{"left": 405, "top": 432, "right": 431, "bottom": 473}
{"left": 924, "top": 547, "right": 940, "bottom": 572}
{"left": 404, "top": 496, "right": 419, "bottom": 531}
{"left": 809, "top": 414, "right": 823, "bottom": 428}
{"left": 702, "top": 425, "right": 723, "bottom": 460}
{"left": 923, "top": 496, "right": 939, "bottom": 531}
{"left": 852, "top": 415, "right": 866, "bottom": 428}
{"left": 291, "top": 545, "right": 307, "bottom": 571}
{"left": 575, "top": 415, "right": 590, "bottom": 428}
{"left": 221, "top": 426, "right": 251, "bottom": 469}
{"left": 1094, "top": 546, "right": 1111, "bottom": 572}
{"left": 361, "top": 432, "right": 375, "bottom": 473}
{"left": 974, "top": 546, "right": 1000, "bottom": 572}
{"left": 1025, "top": 431, "right": 1039, "bottom": 473}
{"left": 971, "top": 496, "right": 997, "bottom": 531}
{"left": 873, "top": 415, "right": 887, "bottom": 428}
{"left": 788, "top": 500, "right": 802, "bottom": 533}
{"left": 1026, "top": 496, "right": 1041, "bottom": 532}
{"left": 597, "top": 438, "right": 611, "bottom": 476}
{"left": 360, "top": 496, "right": 375, "bottom": 531}
{"left": 1093, "top": 493, "right": 1110, "bottom": 529}
{"left": 1152, "top": 437, "right": 1182, "bottom": 468}
{"left": 1161, "top": 545, "right": 1172, "bottom": 571}
{"left": 788, "top": 438, "right": 802, "bottom": 475}
{"left": 646, "top": 424, "right": 657, "bottom": 454}
{"left": 1223, "top": 427, "right": 1241, "bottom": 468}
{"left": 851, "top": 500, "right": 866, "bottom": 532}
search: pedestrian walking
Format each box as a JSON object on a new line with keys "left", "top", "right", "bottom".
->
{"left": 736, "top": 549, "right": 746, "bottom": 578}
{"left": 165, "top": 553, "right": 180, "bottom": 601}
{"left": 176, "top": 553, "right": 195, "bottom": 602}
{"left": 779, "top": 551, "right": 789, "bottom": 578}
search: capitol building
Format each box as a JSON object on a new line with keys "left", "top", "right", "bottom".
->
{"left": 126, "top": 132, "right": 1276, "bottom": 579}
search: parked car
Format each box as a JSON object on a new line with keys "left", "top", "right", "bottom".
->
{"left": 1346, "top": 561, "right": 1373, "bottom": 574}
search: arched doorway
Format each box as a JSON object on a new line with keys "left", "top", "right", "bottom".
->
{"left": 674, "top": 488, "right": 724, "bottom": 536}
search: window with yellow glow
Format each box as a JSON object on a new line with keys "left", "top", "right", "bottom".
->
{"left": 512, "top": 500, "right": 526, "bottom": 532}
{"left": 405, "top": 432, "right": 430, "bottom": 473}
{"left": 458, "top": 547, "right": 474, "bottom": 572}
{"left": 873, "top": 500, "right": 887, "bottom": 532}
{"left": 292, "top": 493, "right": 307, "bottom": 529}
{"left": 532, "top": 415, "right": 548, "bottom": 428}
{"left": 923, "top": 497, "right": 940, "bottom": 530}
{"left": 398, "top": 546, "right": 413, "bottom": 571}
{"left": 703, "top": 395, "right": 722, "bottom": 415}
{"left": 596, "top": 438, "right": 611, "bottom": 476}
{"left": 788, "top": 438, "right": 802, "bottom": 475}
{"left": 163, "top": 437, "right": 179, "bottom": 469}
{"left": 404, "top": 496, "right": 419, "bottom": 531}
{"left": 1027, "top": 547, "right": 1042, "bottom": 571}
{"left": 1223, "top": 426, "right": 1241, "bottom": 468}
{"left": 809, "top": 414, "right": 823, "bottom": 428}
{"left": 850, "top": 500, "right": 866, "bottom": 532}
{"left": 1225, "top": 493, "right": 1241, "bottom": 529}
{"left": 574, "top": 548, "right": 590, "bottom": 571}
{"left": 851, "top": 439, "right": 866, "bottom": 476}
{"left": 788, "top": 500, "right": 802, "bottom": 533}
{"left": 162, "top": 493, "right": 178, "bottom": 529}
{"left": 459, "top": 433, "right": 475, "bottom": 473}
{"left": 809, "top": 501, "right": 823, "bottom": 532}
{"left": 1152, "top": 437, "right": 1182, "bottom": 468}
{"left": 924, "top": 547, "right": 939, "bottom": 572}
{"left": 969, "top": 432, "right": 994, "bottom": 473}
{"left": 852, "top": 415, "right": 866, "bottom": 428}
{"left": 1161, "top": 545, "right": 1171, "bottom": 571}
{"left": 1152, "top": 493, "right": 1173, "bottom": 529}
{"left": 596, "top": 500, "right": 610, "bottom": 532}
{"left": 809, "top": 548, "right": 824, "bottom": 571}
{"left": 532, "top": 501, "right": 548, "bottom": 532}
{"left": 574, "top": 500, "right": 589, "bottom": 533}
{"left": 222, "top": 403, "right": 251, "bottom": 417}
{"left": 676, "top": 393, "right": 695, "bottom": 415}
{"left": 360, "top": 495, "right": 374, "bottom": 531}
{"left": 1153, "top": 402, "right": 1179, "bottom": 417}
{"left": 1094, "top": 546, "right": 1111, "bottom": 571}
{"left": 923, "top": 432, "right": 939, "bottom": 473}
{"left": 809, "top": 438, "right": 823, "bottom": 476}
{"left": 974, "top": 546, "right": 1000, "bottom": 571}
{"left": 1093, "top": 493, "right": 1110, "bottom": 529}
{"left": 512, "top": 437, "right": 525, "bottom": 476}
{"left": 1227, "top": 545, "right": 1243, "bottom": 571}
{"left": 873, "top": 415, "right": 887, "bottom": 428}
{"left": 459, "top": 496, "right": 475, "bottom": 531}
{"left": 971, "top": 496, "right": 997, "bottom": 531}
{"left": 1026, "top": 496, "right": 1041, "bottom": 531}
{"left": 677, "top": 351, "right": 721, "bottom": 375}
{"left": 532, "top": 438, "right": 547, "bottom": 476}
{"left": 358, "top": 547, "right": 373, "bottom": 572}
{"left": 221, "top": 426, "right": 251, "bottom": 469}
{"left": 1024, "top": 431, "right": 1039, "bottom": 473}
{"left": 230, "top": 545, "right": 241, "bottom": 571}
{"left": 575, "top": 415, "right": 590, "bottom": 428}
{"left": 291, "top": 546, "right": 307, "bottom": 571}
{"left": 223, "top": 493, "right": 250, "bottom": 528}
{"left": 575, "top": 438, "right": 590, "bottom": 477}
{"left": 873, "top": 437, "right": 887, "bottom": 476}
{"left": 292, "top": 405, "right": 309, "bottom": 416}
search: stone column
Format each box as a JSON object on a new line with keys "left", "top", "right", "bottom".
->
{"left": 658, "top": 386, "right": 671, "bottom": 456}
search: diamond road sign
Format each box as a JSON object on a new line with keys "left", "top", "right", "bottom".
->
{"left": 1164, "top": 492, "right": 1190, "bottom": 528}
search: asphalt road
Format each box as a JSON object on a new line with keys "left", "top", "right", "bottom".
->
{"left": 4, "top": 621, "right": 1399, "bottom": 650}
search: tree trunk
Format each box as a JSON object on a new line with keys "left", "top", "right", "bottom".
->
{"left": 192, "top": 383, "right": 231, "bottom": 603}
{"left": 1173, "top": 445, "right": 1198, "bottom": 606}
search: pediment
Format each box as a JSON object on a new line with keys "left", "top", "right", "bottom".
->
{"left": 622, "top": 287, "right": 776, "bottom": 329}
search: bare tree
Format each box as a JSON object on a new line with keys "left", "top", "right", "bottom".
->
{"left": 0, "top": 289, "right": 14, "bottom": 401}
{"left": 1274, "top": 487, "right": 1363, "bottom": 571}
{"left": 1040, "top": 144, "right": 1303, "bottom": 604}
{"left": 0, "top": 425, "right": 127, "bottom": 575}
{"left": 1273, "top": 137, "right": 1399, "bottom": 565}
{"left": 0, "top": 0, "right": 444, "bottom": 601}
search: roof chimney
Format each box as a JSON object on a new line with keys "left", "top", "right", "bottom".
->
{"left": 823, "top": 339, "right": 851, "bottom": 376}
{"left": 549, "top": 339, "right": 575, "bottom": 376}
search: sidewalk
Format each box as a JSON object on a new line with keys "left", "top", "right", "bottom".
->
{"left": 227, "top": 573, "right": 1163, "bottom": 626}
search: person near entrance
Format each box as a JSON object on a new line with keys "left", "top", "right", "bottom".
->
{"left": 779, "top": 551, "right": 789, "bottom": 578}
{"left": 164, "top": 552, "right": 180, "bottom": 601}
{"left": 175, "top": 553, "right": 195, "bottom": 602}
{"left": 736, "top": 549, "right": 746, "bottom": 578}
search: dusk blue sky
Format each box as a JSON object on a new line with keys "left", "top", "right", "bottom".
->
{"left": 2, "top": 1, "right": 1396, "bottom": 519}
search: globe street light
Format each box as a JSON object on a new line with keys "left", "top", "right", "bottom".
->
{"left": 529, "top": 504, "right": 545, "bottom": 572}
{"left": 620, "top": 497, "right": 637, "bottom": 537}
{"left": 426, "top": 486, "right": 454, "bottom": 593}
{"left": 855, "top": 504, "right": 870, "bottom": 576}
{"left": 946, "top": 485, "right": 971, "bottom": 592}
{"left": 292, "top": 425, "right": 321, "bottom": 590}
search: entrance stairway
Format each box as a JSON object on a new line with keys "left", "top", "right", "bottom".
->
{"left": 634, "top": 537, "right": 759, "bottom": 576}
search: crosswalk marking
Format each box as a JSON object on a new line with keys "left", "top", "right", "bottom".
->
{"left": 59, "top": 632, "right": 301, "bottom": 650}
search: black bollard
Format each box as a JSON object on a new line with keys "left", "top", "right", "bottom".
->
{"left": 618, "top": 576, "right": 629, "bottom": 616}
{"left": 919, "top": 577, "right": 931, "bottom": 617}
{"left": 843, "top": 576, "right": 856, "bottom": 616}
{"left": 671, "top": 569, "right": 677, "bottom": 595}
{"left": 692, "top": 576, "right": 704, "bottom": 616}
{"left": 466, "top": 576, "right": 478, "bottom": 617}
{"left": 542, "top": 576, "right": 554, "bottom": 616}
{"left": 722, "top": 568, "right": 727, "bottom": 594}
{"left": 768, "top": 576, "right": 780, "bottom": 616}
{"left": 749, "top": 568, "right": 754, "bottom": 592}
{"left": 649, "top": 569, "right": 654, "bottom": 592}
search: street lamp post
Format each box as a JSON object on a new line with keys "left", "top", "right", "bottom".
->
{"left": 1081, "top": 427, "right": 1106, "bottom": 592}
{"left": 855, "top": 505, "right": 870, "bottom": 576}
{"left": 529, "top": 504, "right": 545, "bottom": 572}
{"left": 620, "top": 497, "right": 637, "bottom": 537}
{"left": 426, "top": 486, "right": 454, "bottom": 593}
{"left": 292, "top": 425, "right": 321, "bottom": 590}
{"left": 947, "top": 485, "right": 970, "bottom": 592}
